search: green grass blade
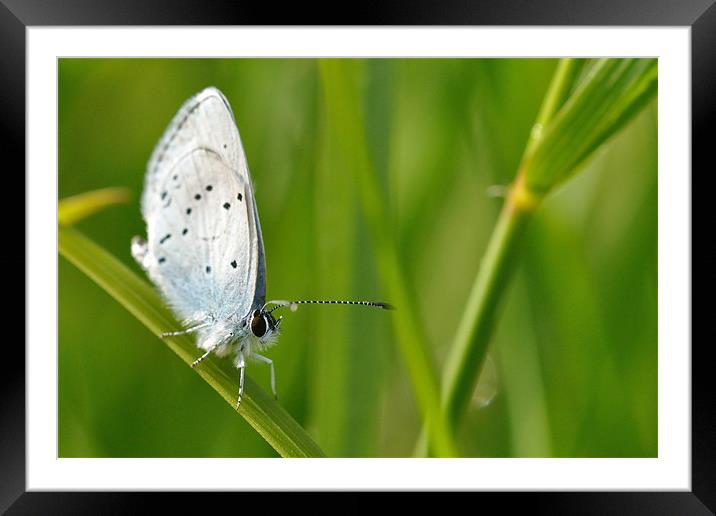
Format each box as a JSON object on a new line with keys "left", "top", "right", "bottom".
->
{"left": 58, "top": 187, "right": 132, "bottom": 225}
{"left": 318, "top": 59, "right": 458, "bottom": 457}
{"left": 441, "top": 193, "right": 534, "bottom": 427}
{"left": 524, "top": 58, "right": 586, "bottom": 157}
{"left": 416, "top": 58, "right": 657, "bottom": 455}
{"left": 58, "top": 224, "right": 326, "bottom": 458}
{"left": 524, "top": 58, "right": 658, "bottom": 195}
{"left": 567, "top": 61, "right": 658, "bottom": 173}
{"left": 309, "top": 92, "right": 358, "bottom": 455}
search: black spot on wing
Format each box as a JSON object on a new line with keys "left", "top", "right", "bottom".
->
{"left": 206, "top": 185, "right": 213, "bottom": 191}
{"left": 159, "top": 233, "right": 172, "bottom": 244}
{"left": 195, "top": 194, "right": 202, "bottom": 200}
{"left": 230, "top": 260, "right": 237, "bottom": 269}
{"left": 161, "top": 191, "right": 171, "bottom": 207}
{"left": 237, "top": 192, "right": 243, "bottom": 202}
{"left": 186, "top": 208, "right": 192, "bottom": 215}
{"left": 158, "top": 257, "right": 166, "bottom": 264}
{"left": 182, "top": 228, "right": 188, "bottom": 235}
{"left": 223, "top": 202, "right": 231, "bottom": 210}
{"left": 205, "top": 266, "right": 211, "bottom": 273}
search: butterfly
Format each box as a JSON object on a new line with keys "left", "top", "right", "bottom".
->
{"left": 131, "top": 87, "right": 392, "bottom": 408}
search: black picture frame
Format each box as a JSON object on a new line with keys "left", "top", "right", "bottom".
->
{"left": 5, "top": 0, "right": 712, "bottom": 512}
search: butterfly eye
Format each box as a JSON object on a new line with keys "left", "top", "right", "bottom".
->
{"left": 250, "top": 312, "right": 267, "bottom": 338}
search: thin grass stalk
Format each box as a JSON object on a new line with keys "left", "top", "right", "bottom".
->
{"left": 57, "top": 187, "right": 131, "bottom": 225}
{"left": 59, "top": 224, "right": 326, "bottom": 458}
{"left": 318, "top": 59, "right": 459, "bottom": 457}
{"left": 418, "top": 57, "right": 656, "bottom": 456}
{"left": 416, "top": 58, "right": 595, "bottom": 455}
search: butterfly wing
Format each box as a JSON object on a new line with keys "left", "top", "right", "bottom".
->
{"left": 134, "top": 87, "right": 267, "bottom": 324}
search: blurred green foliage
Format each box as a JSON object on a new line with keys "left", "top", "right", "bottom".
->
{"left": 59, "top": 58, "right": 657, "bottom": 458}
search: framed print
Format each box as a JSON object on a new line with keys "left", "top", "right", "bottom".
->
{"left": 5, "top": 0, "right": 712, "bottom": 511}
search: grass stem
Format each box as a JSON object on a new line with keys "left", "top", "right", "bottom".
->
{"left": 414, "top": 57, "right": 658, "bottom": 456}
{"left": 59, "top": 225, "right": 326, "bottom": 458}
{"left": 319, "top": 59, "right": 459, "bottom": 457}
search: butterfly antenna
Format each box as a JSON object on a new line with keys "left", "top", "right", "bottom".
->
{"left": 264, "top": 299, "right": 394, "bottom": 313}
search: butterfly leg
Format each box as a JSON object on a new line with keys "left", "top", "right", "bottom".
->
{"left": 253, "top": 353, "right": 277, "bottom": 400}
{"left": 161, "top": 321, "right": 211, "bottom": 338}
{"left": 191, "top": 343, "right": 219, "bottom": 368}
{"left": 236, "top": 352, "right": 246, "bottom": 409}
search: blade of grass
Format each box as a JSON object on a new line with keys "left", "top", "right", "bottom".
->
{"left": 416, "top": 58, "right": 657, "bottom": 455}
{"left": 59, "top": 224, "right": 325, "bottom": 458}
{"left": 524, "top": 59, "right": 586, "bottom": 157}
{"left": 318, "top": 59, "right": 458, "bottom": 457}
{"left": 495, "top": 276, "right": 552, "bottom": 457}
{"left": 524, "top": 58, "right": 658, "bottom": 194}
{"left": 567, "top": 61, "right": 658, "bottom": 174}
{"left": 309, "top": 99, "right": 357, "bottom": 455}
{"left": 433, "top": 182, "right": 534, "bottom": 447}
{"left": 450, "top": 57, "right": 657, "bottom": 431}
{"left": 58, "top": 187, "right": 132, "bottom": 225}
{"left": 413, "top": 58, "right": 585, "bottom": 456}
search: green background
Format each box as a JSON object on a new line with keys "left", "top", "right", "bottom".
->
{"left": 59, "top": 58, "right": 657, "bottom": 457}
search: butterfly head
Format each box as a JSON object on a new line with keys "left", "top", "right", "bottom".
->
{"left": 249, "top": 308, "right": 281, "bottom": 346}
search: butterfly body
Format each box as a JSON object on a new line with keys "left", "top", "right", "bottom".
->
{"left": 133, "top": 87, "right": 390, "bottom": 408}
{"left": 132, "top": 87, "right": 279, "bottom": 406}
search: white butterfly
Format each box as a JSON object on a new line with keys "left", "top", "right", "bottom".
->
{"left": 132, "top": 87, "right": 391, "bottom": 408}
